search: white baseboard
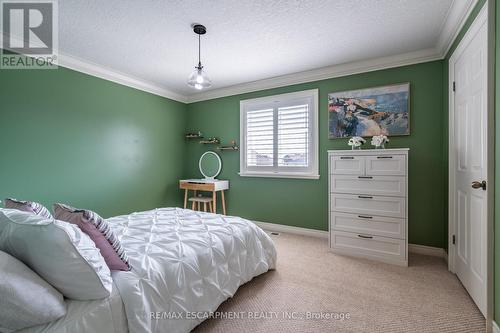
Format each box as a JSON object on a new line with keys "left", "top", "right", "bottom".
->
{"left": 253, "top": 220, "right": 447, "bottom": 259}
{"left": 408, "top": 244, "right": 447, "bottom": 259}
{"left": 493, "top": 321, "right": 500, "bottom": 333}
{"left": 252, "top": 220, "right": 328, "bottom": 239}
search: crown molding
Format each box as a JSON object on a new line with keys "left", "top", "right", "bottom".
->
{"left": 186, "top": 0, "right": 481, "bottom": 103}
{"left": 57, "top": 53, "right": 189, "bottom": 103}
{"left": 186, "top": 48, "right": 441, "bottom": 103}
{"left": 1, "top": 0, "right": 481, "bottom": 105}
{"left": 436, "top": 0, "right": 480, "bottom": 57}
{"left": 1, "top": 31, "right": 188, "bottom": 103}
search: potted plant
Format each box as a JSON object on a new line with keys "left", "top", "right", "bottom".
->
{"left": 371, "top": 135, "right": 389, "bottom": 149}
{"left": 347, "top": 136, "right": 366, "bottom": 150}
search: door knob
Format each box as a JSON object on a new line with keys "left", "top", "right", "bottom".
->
{"left": 471, "top": 180, "right": 486, "bottom": 190}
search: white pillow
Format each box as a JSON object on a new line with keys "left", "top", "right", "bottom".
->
{"left": 0, "top": 250, "right": 66, "bottom": 332}
{"left": 0, "top": 209, "right": 112, "bottom": 300}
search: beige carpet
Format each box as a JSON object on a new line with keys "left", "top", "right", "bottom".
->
{"left": 194, "top": 232, "right": 485, "bottom": 333}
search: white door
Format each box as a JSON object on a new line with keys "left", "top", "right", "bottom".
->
{"left": 450, "top": 11, "right": 487, "bottom": 316}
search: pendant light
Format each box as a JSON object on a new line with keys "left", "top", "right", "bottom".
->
{"left": 187, "top": 24, "right": 212, "bottom": 90}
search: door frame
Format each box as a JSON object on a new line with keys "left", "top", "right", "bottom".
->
{"left": 447, "top": 1, "right": 493, "bottom": 329}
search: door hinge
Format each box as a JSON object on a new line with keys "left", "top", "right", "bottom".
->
{"left": 452, "top": 234, "right": 456, "bottom": 245}
{"left": 452, "top": 81, "right": 456, "bottom": 92}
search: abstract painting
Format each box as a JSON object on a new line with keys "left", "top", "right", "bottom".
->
{"left": 328, "top": 83, "right": 410, "bottom": 138}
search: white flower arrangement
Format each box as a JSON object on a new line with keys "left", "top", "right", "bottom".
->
{"left": 347, "top": 136, "right": 366, "bottom": 150}
{"left": 371, "top": 135, "right": 389, "bottom": 148}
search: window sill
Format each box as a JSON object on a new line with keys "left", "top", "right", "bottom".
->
{"left": 238, "top": 172, "right": 320, "bottom": 180}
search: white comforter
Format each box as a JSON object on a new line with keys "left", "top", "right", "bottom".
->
{"left": 108, "top": 207, "right": 277, "bottom": 333}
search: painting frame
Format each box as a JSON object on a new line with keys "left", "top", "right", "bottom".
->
{"left": 328, "top": 82, "right": 410, "bottom": 139}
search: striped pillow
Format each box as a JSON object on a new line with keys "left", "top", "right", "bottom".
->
{"left": 4, "top": 198, "right": 53, "bottom": 219}
{"left": 53, "top": 203, "right": 130, "bottom": 271}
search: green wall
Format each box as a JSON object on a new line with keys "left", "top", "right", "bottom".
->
{"left": 186, "top": 61, "right": 445, "bottom": 248}
{"left": 0, "top": 0, "right": 496, "bottom": 321}
{"left": 0, "top": 66, "right": 187, "bottom": 217}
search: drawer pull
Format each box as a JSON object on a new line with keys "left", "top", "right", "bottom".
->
{"left": 340, "top": 156, "right": 354, "bottom": 160}
{"left": 358, "top": 176, "right": 373, "bottom": 179}
{"left": 358, "top": 195, "right": 373, "bottom": 199}
{"left": 358, "top": 215, "right": 373, "bottom": 219}
{"left": 358, "top": 234, "right": 373, "bottom": 239}
{"left": 377, "top": 156, "right": 393, "bottom": 159}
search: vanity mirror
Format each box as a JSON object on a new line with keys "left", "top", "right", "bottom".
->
{"left": 199, "top": 151, "right": 222, "bottom": 180}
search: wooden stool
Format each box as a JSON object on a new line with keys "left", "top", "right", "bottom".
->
{"left": 179, "top": 180, "right": 229, "bottom": 215}
{"left": 188, "top": 197, "right": 214, "bottom": 212}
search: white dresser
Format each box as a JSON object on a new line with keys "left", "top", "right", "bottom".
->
{"left": 328, "top": 148, "right": 409, "bottom": 266}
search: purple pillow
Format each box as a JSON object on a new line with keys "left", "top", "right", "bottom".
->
{"left": 4, "top": 198, "right": 53, "bottom": 219}
{"left": 53, "top": 203, "right": 131, "bottom": 271}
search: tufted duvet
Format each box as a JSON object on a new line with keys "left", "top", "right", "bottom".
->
{"left": 108, "top": 207, "right": 277, "bottom": 333}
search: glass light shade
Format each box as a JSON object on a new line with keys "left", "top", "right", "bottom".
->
{"left": 187, "top": 68, "right": 212, "bottom": 90}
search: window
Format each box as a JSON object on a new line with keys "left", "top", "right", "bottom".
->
{"left": 240, "top": 89, "right": 319, "bottom": 179}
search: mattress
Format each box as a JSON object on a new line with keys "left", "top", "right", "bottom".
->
{"left": 108, "top": 207, "right": 277, "bottom": 333}
{"left": 17, "top": 282, "right": 128, "bottom": 333}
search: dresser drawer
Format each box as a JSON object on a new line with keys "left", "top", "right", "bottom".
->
{"left": 365, "top": 154, "right": 406, "bottom": 176}
{"left": 330, "top": 230, "right": 406, "bottom": 262}
{"left": 330, "top": 155, "right": 365, "bottom": 175}
{"left": 330, "top": 193, "right": 405, "bottom": 218}
{"left": 330, "top": 175, "right": 406, "bottom": 197}
{"left": 330, "top": 212, "right": 405, "bottom": 239}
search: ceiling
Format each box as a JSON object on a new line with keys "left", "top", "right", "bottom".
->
{"left": 53, "top": 0, "right": 477, "bottom": 102}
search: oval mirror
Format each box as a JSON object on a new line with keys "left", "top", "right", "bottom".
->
{"left": 199, "top": 151, "right": 222, "bottom": 180}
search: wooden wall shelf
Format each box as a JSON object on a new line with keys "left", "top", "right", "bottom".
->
{"left": 185, "top": 131, "right": 203, "bottom": 139}
{"left": 218, "top": 146, "right": 239, "bottom": 151}
{"left": 218, "top": 140, "right": 239, "bottom": 151}
{"left": 199, "top": 137, "right": 220, "bottom": 144}
{"left": 185, "top": 132, "right": 238, "bottom": 151}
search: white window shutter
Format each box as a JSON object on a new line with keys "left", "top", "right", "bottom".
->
{"left": 246, "top": 108, "right": 274, "bottom": 166}
{"left": 277, "top": 104, "right": 309, "bottom": 167}
{"left": 240, "top": 89, "right": 319, "bottom": 179}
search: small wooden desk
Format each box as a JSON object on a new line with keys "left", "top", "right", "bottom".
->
{"left": 179, "top": 179, "right": 229, "bottom": 215}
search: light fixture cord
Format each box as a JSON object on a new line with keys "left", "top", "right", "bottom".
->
{"left": 198, "top": 34, "right": 201, "bottom": 69}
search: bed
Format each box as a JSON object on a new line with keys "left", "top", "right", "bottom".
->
{"left": 19, "top": 207, "right": 277, "bottom": 333}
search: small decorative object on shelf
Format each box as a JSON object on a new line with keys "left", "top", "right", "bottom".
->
{"left": 347, "top": 136, "right": 366, "bottom": 150}
{"left": 185, "top": 131, "right": 203, "bottom": 139}
{"left": 371, "top": 135, "right": 389, "bottom": 149}
{"left": 218, "top": 140, "right": 239, "bottom": 151}
{"left": 199, "top": 137, "right": 220, "bottom": 144}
